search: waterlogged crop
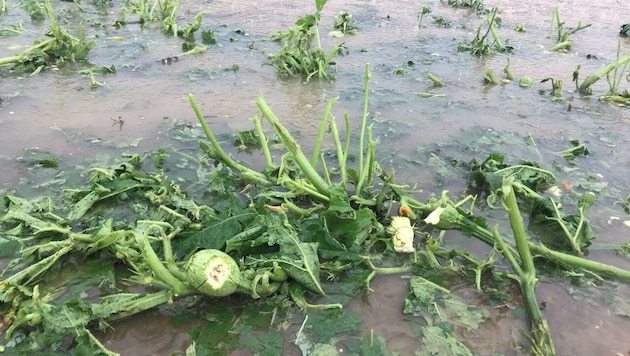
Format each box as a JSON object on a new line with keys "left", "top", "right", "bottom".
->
{"left": 548, "top": 7, "right": 591, "bottom": 51}
{"left": 457, "top": 8, "right": 512, "bottom": 56}
{"left": 267, "top": 0, "right": 344, "bottom": 81}
{"left": 2, "top": 1, "right": 630, "bottom": 354}
{"left": 0, "top": 0, "right": 94, "bottom": 72}
{"left": 3, "top": 65, "right": 630, "bottom": 355}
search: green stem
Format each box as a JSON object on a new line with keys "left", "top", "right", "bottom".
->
{"left": 329, "top": 112, "right": 347, "bottom": 189}
{"left": 502, "top": 178, "right": 556, "bottom": 355}
{"left": 475, "top": 8, "right": 497, "bottom": 47}
{"left": 320, "top": 153, "right": 332, "bottom": 186}
{"left": 356, "top": 63, "right": 371, "bottom": 194}
{"left": 278, "top": 177, "right": 330, "bottom": 202}
{"left": 256, "top": 95, "right": 331, "bottom": 198}
{"left": 493, "top": 226, "right": 523, "bottom": 276}
{"left": 489, "top": 17, "right": 503, "bottom": 49}
{"left": 504, "top": 58, "right": 515, "bottom": 81}
{"left": 311, "top": 98, "right": 337, "bottom": 168}
{"left": 0, "top": 39, "right": 55, "bottom": 67}
{"left": 364, "top": 257, "right": 450, "bottom": 294}
{"left": 529, "top": 243, "right": 630, "bottom": 281}
{"left": 252, "top": 115, "right": 274, "bottom": 168}
{"left": 135, "top": 230, "right": 193, "bottom": 296}
{"left": 188, "top": 94, "right": 271, "bottom": 184}
{"left": 281, "top": 200, "right": 323, "bottom": 216}
{"left": 484, "top": 68, "right": 499, "bottom": 85}
{"left": 161, "top": 227, "right": 188, "bottom": 282}
{"left": 427, "top": 72, "right": 444, "bottom": 87}
{"left": 343, "top": 113, "right": 351, "bottom": 183}
{"left": 502, "top": 179, "right": 536, "bottom": 275}
{"left": 579, "top": 54, "right": 630, "bottom": 94}
{"left": 550, "top": 40, "right": 572, "bottom": 51}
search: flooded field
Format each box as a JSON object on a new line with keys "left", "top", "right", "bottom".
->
{"left": 2, "top": 0, "right": 630, "bottom": 355}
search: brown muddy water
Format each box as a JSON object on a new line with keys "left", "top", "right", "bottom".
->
{"left": 2, "top": 0, "right": 630, "bottom": 355}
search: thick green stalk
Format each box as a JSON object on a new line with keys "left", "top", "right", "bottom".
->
{"left": 489, "top": 19, "right": 503, "bottom": 49}
{"left": 579, "top": 54, "right": 630, "bottom": 94}
{"left": 311, "top": 98, "right": 337, "bottom": 168}
{"left": 343, "top": 113, "right": 351, "bottom": 183}
{"left": 278, "top": 177, "right": 330, "bottom": 202}
{"left": 492, "top": 226, "right": 522, "bottom": 277}
{"left": 365, "top": 127, "right": 376, "bottom": 186}
{"left": 329, "top": 113, "right": 347, "bottom": 188}
{"left": 502, "top": 180, "right": 536, "bottom": 275}
{"left": 427, "top": 72, "right": 444, "bottom": 87}
{"left": 256, "top": 95, "right": 331, "bottom": 198}
{"left": 188, "top": 94, "right": 271, "bottom": 184}
{"left": 528, "top": 243, "right": 630, "bottom": 281}
{"left": 0, "top": 39, "right": 55, "bottom": 67}
{"left": 474, "top": 8, "right": 496, "bottom": 48}
{"left": 135, "top": 230, "right": 194, "bottom": 296}
{"left": 356, "top": 64, "right": 371, "bottom": 194}
{"left": 252, "top": 115, "right": 274, "bottom": 168}
{"left": 502, "top": 179, "right": 556, "bottom": 355}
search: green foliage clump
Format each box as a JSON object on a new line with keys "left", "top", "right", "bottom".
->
{"left": 267, "top": 0, "right": 343, "bottom": 81}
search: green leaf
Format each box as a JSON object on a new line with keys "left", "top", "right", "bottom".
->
{"left": 308, "top": 309, "right": 362, "bottom": 342}
{"left": 235, "top": 325, "right": 284, "bottom": 355}
{"left": 2, "top": 195, "right": 71, "bottom": 236}
{"left": 468, "top": 154, "right": 556, "bottom": 193}
{"left": 554, "top": 140, "right": 589, "bottom": 165}
{"left": 19, "top": 149, "right": 59, "bottom": 168}
{"left": 174, "top": 210, "right": 257, "bottom": 253}
{"left": 360, "top": 334, "right": 387, "bottom": 356}
{"left": 189, "top": 304, "right": 241, "bottom": 352}
{"left": 299, "top": 217, "right": 363, "bottom": 262}
{"left": 321, "top": 198, "right": 376, "bottom": 249}
{"left": 417, "top": 325, "right": 474, "bottom": 356}
{"left": 404, "top": 276, "right": 483, "bottom": 356}
{"left": 315, "top": 0, "right": 327, "bottom": 13}
{"left": 268, "top": 217, "right": 325, "bottom": 294}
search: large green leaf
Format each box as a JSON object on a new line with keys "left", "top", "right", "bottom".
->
{"left": 259, "top": 214, "right": 325, "bottom": 294}
{"left": 174, "top": 210, "right": 257, "bottom": 254}
{"left": 321, "top": 197, "right": 376, "bottom": 249}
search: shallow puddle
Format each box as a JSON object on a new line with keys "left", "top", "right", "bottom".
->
{"left": 2, "top": 0, "right": 630, "bottom": 354}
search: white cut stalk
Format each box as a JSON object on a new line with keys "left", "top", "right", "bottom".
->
{"left": 185, "top": 249, "right": 242, "bottom": 297}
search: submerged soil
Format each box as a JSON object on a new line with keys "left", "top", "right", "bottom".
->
{"left": 2, "top": 0, "right": 630, "bottom": 354}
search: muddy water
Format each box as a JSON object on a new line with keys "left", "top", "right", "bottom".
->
{"left": 2, "top": 0, "right": 630, "bottom": 354}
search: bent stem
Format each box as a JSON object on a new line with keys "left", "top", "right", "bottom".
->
{"left": 528, "top": 243, "right": 630, "bottom": 281}
{"left": 135, "top": 229, "right": 194, "bottom": 296}
{"left": 502, "top": 178, "right": 556, "bottom": 356}
{"left": 256, "top": 95, "right": 331, "bottom": 198}
{"left": 188, "top": 94, "right": 272, "bottom": 185}
{"left": 579, "top": 53, "right": 630, "bottom": 94}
